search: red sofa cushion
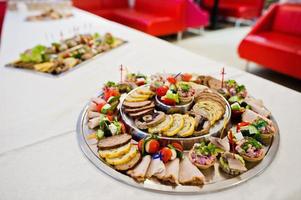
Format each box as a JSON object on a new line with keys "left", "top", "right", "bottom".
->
{"left": 244, "top": 32, "right": 301, "bottom": 54}
{"left": 113, "top": 9, "right": 179, "bottom": 36}
{"left": 110, "top": 0, "right": 186, "bottom": 36}
{"left": 72, "top": 0, "right": 102, "bottom": 12}
{"left": 203, "top": 0, "right": 264, "bottom": 19}
{"left": 272, "top": 4, "right": 301, "bottom": 36}
{"left": 239, "top": 31, "right": 301, "bottom": 79}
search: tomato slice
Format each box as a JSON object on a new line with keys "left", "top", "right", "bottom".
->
{"left": 156, "top": 86, "right": 169, "bottom": 97}
{"left": 181, "top": 73, "right": 192, "bottom": 82}
{"left": 171, "top": 142, "right": 183, "bottom": 152}
{"left": 161, "top": 97, "right": 176, "bottom": 106}
{"left": 167, "top": 76, "right": 177, "bottom": 84}
{"left": 237, "top": 122, "right": 250, "bottom": 132}
{"left": 95, "top": 101, "right": 106, "bottom": 112}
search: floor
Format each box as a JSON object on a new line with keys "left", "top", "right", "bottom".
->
{"left": 164, "top": 26, "right": 301, "bottom": 92}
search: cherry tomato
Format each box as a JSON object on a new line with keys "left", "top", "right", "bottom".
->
{"left": 161, "top": 97, "right": 176, "bottom": 106}
{"left": 146, "top": 139, "right": 160, "bottom": 154}
{"left": 167, "top": 76, "right": 177, "bottom": 84}
{"left": 160, "top": 147, "right": 172, "bottom": 163}
{"left": 138, "top": 139, "right": 144, "bottom": 152}
{"left": 171, "top": 142, "right": 183, "bottom": 152}
{"left": 181, "top": 73, "right": 192, "bottom": 82}
{"left": 156, "top": 85, "right": 169, "bottom": 97}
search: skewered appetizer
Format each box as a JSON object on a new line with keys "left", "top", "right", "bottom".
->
{"left": 26, "top": 8, "right": 73, "bottom": 21}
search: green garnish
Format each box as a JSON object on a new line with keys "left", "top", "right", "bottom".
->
{"left": 93, "top": 32, "right": 100, "bottom": 39}
{"left": 242, "top": 137, "right": 262, "bottom": 151}
{"left": 252, "top": 119, "right": 268, "bottom": 129}
{"left": 228, "top": 95, "right": 241, "bottom": 103}
{"left": 194, "top": 142, "right": 217, "bottom": 156}
{"left": 105, "top": 81, "right": 117, "bottom": 87}
{"left": 179, "top": 83, "right": 190, "bottom": 92}
{"left": 236, "top": 84, "right": 246, "bottom": 93}
{"left": 20, "top": 45, "right": 47, "bottom": 63}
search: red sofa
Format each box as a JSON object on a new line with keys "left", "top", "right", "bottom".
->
{"left": 72, "top": 0, "right": 129, "bottom": 20}
{"left": 238, "top": 3, "right": 301, "bottom": 79}
{"left": 0, "top": 0, "right": 6, "bottom": 39}
{"left": 202, "top": 0, "right": 265, "bottom": 19}
{"left": 73, "top": 0, "right": 208, "bottom": 37}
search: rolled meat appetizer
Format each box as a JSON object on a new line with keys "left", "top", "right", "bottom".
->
{"left": 235, "top": 137, "right": 265, "bottom": 162}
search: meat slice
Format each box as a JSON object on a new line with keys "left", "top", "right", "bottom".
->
{"left": 242, "top": 109, "right": 272, "bottom": 125}
{"left": 87, "top": 111, "right": 101, "bottom": 119}
{"left": 228, "top": 158, "right": 247, "bottom": 172}
{"left": 127, "top": 155, "right": 151, "bottom": 182}
{"left": 88, "top": 117, "right": 100, "bottom": 129}
{"left": 244, "top": 97, "right": 270, "bottom": 118}
{"left": 98, "top": 134, "right": 132, "bottom": 150}
{"left": 209, "top": 137, "right": 230, "bottom": 152}
{"left": 128, "top": 108, "right": 153, "bottom": 118}
{"left": 146, "top": 158, "right": 165, "bottom": 178}
{"left": 163, "top": 158, "right": 180, "bottom": 185}
{"left": 179, "top": 156, "right": 205, "bottom": 185}
{"left": 124, "top": 102, "right": 155, "bottom": 113}
{"left": 123, "top": 100, "right": 151, "bottom": 108}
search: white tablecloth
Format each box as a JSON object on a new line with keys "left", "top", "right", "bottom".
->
{"left": 0, "top": 7, "right": 300, "bottom": 200}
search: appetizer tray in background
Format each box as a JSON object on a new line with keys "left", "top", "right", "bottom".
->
{"left": 77, "top": 72, "right": 279, "bottom": 194}
{"left": 6, "top": 33, "right": 126, "bottom": 76}
{"left": 25, "top": 8, "right": 73, "bottom": 21}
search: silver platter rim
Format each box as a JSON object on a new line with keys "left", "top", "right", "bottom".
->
{"left": 76, "top": 102, "right": 280, "bottom": 194}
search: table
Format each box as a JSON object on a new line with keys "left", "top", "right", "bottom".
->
{"left": 0, "top": 7, "right": 301, "bottom": 200}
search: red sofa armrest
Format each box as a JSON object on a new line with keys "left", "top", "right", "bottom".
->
{"left": 249, "top": 4, "right": 279, "bottom": 35}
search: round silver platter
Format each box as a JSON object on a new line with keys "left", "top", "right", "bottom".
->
{"left": 77, "top": 94, "right": 280, "bottom": 194}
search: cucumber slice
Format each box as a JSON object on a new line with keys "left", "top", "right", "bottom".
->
{"left": 231, "top": 102, "right": 241, "bottom": 111}
{"left": 107, "top": 96, "right": 119, "bottom": 104}
{"left": 96, "top": 129, "right": 104, "bottom": 139}
{"left": 101, "top": 104, "right": 111, "bottom": 114}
